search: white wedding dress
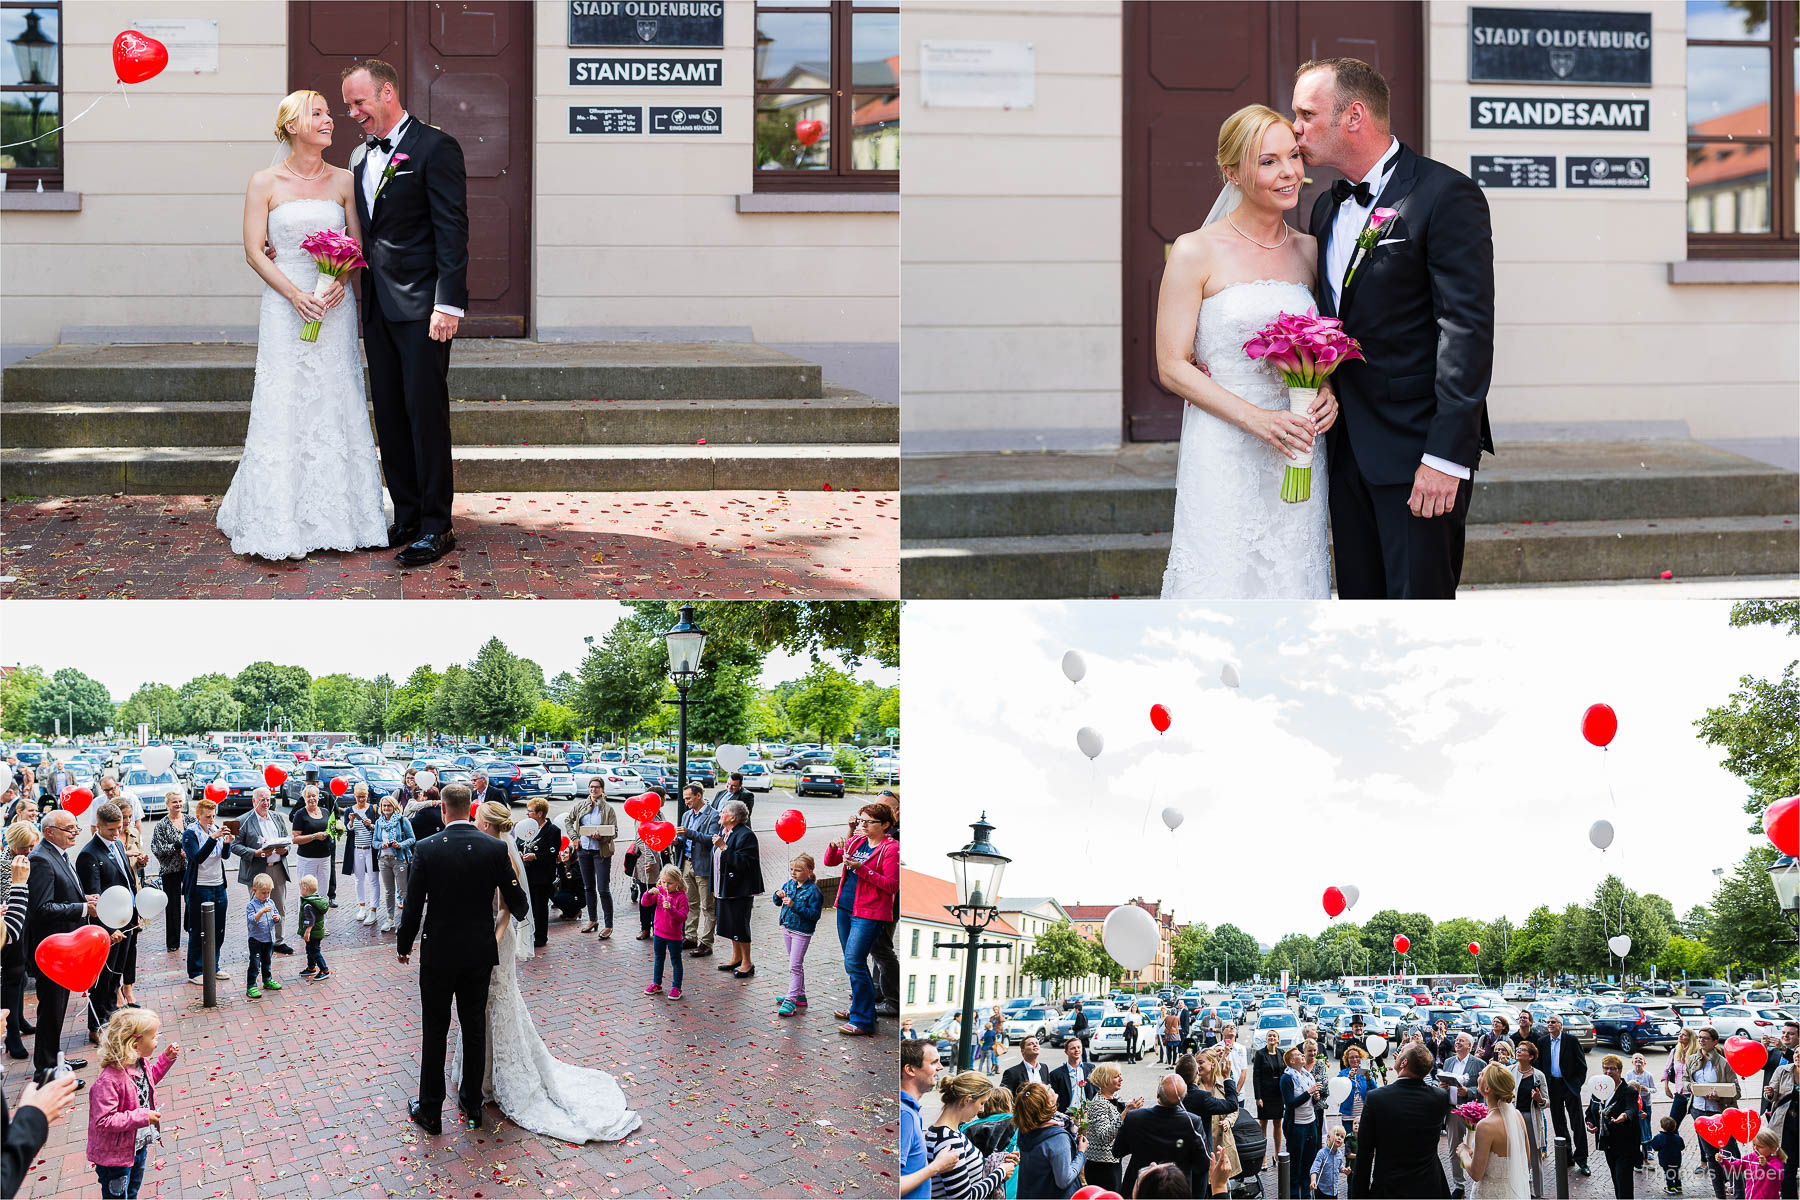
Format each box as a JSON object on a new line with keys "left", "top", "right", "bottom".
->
{"left": 450, "top": 840, "right": 641, "bottom": 1145}
{"left": 1468, "top": 1102, "right": 1533, "bottom": 1200}
{"left": 216, "top": 197, "right": 388, "bottom": 561}
{"left": 1159, "top": 279, "right": 1331, "bottom": 599}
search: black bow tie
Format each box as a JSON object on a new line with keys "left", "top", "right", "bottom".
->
{"left": 1332, "top": 179, "right": 1374, "bottom": 206}
{"left": 366, "top": 135, "right": 393, "bottom": 153}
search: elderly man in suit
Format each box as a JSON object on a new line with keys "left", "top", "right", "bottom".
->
{"left": 1543, "top": 1013, "right": 1592, "bottom": 1177}
{"left": 1114, "top": 1073, "right": 1208, "bottom": 1196}
{"left": 1049, "top": 1036, "right": 1098, "bottom": 1114}
{"left": 470, "top": 771, "right": 509, "bottom": 811}
{"left": 73, "top": 803, "right": 136, "bottom": 1045}
{"left": 1350, "top": 1042, "right": 1452, "bottom": 1198}
{"left": 1438, "top": 1032, "right": 1484, "bottom": 1196}
{"left": 25, "top": 810, "right": 97, "bottom": 1084}
{"left": 234, "top": 788, "right": 295, "bottom": 954}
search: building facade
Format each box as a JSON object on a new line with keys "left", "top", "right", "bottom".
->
{"left": 899, "top": 866, "right": 1022, "bottom": 1022}
{"left": 901, "top": 0, "right": 1797, "bottom": 454}
{"left": 0, "top": 1, "right": 897, "bottom": 361}
{"left": 996, "top": 895, "right": 1107, "bottom": 1001}
{"left": 1067, "top": 898, "right": 1176, "bottom": 986}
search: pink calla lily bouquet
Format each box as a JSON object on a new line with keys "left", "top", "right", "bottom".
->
{"left": 295, "top": 229, "right": 367, "bottom": 343}
{"left": 1243, "top": 307, "right": 1364, "bottom": 502}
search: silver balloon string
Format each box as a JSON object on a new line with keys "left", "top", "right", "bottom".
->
{"left": 0, "top": 81, "right": 128, "bottom": 151}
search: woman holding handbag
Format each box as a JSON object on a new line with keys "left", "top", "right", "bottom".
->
{"left": 150, "top": 791, "right": 188, "bottom": 952}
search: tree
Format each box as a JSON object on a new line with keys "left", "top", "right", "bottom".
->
{"left": 1020, "top": 921, "right": 1097, "bottom": 993}
{"left": 1197, "top": 923, "right": 1261, "bottom": 985}
{"left": 1657, "top": 936, "right": 1720, "bottom": 980}
{"left": 388, "top": 665, "right": 440, "bottom": 736}
{"left": 1434, "top": 918, "right": 1489, "bottom": 980}
{"left": 684, "top": 601, "right": 899, "bottom": 668}
{"left": 1711, "top": 844, "right": 1793, "bottom": 978}
{"left": 745, "top": 691, "right": 787, "bottom": 742}
{"left": 1577, "top": 876, "right": 1672, "bottom": 979}
{"left": 1170, "top": 925, "right": 1207, "bottom": 982}
{"left": 231, "top": 662, "right": 313, "bottom": 731}
{"left": 428, "top": 666, "right": 470, "bottom": 735}
{"left": 1696, "top": 601, "right": 1799, "bottom": 832}
{"left": 1507, "top": 906, "right": 1561, "bottom": 979}
{"left": 547, "top": 671, "right": 577, "bottom": 706}
{"left": 1358, "top": 910, "right": 1437, "bottom": 974}
{"left": 462, "top": 638, "right": 539, "bottom": 736}
{"left": 179, "top": 674, "right": 242, "bottom": 734}
{"left": 1086, "top": 936, "right": 1126, "bottom": 990}
{"left": 1264, "top": 933, "right": 1321, "bottom": 981}
{"left": 0, "top": 665, "right": 47, "bottom": 733}
{"left": 574, "top": 625, "right": 664, "bottom": 741}
{"left": 116, "top": 683, "right": 181, "bottom": 737}
{"left": 361, "top": 674, "right": 397, "bottom": 741}
{"left": 25, "top": 668, "right": 113, "bottom": 736}
{"left": 309, "top": 674, "right": 371, "bottom": 733}
{"left": 1679, "top": 905, "right": 1715, "bottom": 942}
{"left": 783, "top": 661, "right": 862, "bottom": 744}
{"left": 1315, "top": 924, "right": 1367, "bottom": 980}
{"left": 530, "top": 700, "right": 578, "bottom": 740}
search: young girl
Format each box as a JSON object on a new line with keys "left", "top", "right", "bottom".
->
{"left": 1721, "top": 1126, "right": 1787, "bottom": 1200}
{"left": 771, "top": 853, "right": 822, "bottom": 1017}
{"left": 641, "top": 865, "right": 689, "bottom": 1000}
{"left": 88, "top": 1008, "right": 179, "bottom": 1199}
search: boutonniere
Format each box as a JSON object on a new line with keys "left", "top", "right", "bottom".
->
{"left": 1343, "top": 207, "right": 1399, "bottom": 287}
{"left": 373, "top": 152, "right": 410, "bottom": 202}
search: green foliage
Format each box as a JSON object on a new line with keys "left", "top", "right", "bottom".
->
{"left": 231, "top": 662, "right": 313, "bottom": 730}
{"left": 783, "top": 661, "right": 862, "bottom": 744}
{"left": 1657, "top": 935, "right": 1719, "bottom": 978}
{"left": 116, "top": 683, "right": 181, "bottom": 736}
{"left": 1314, "top": 923, "right": 1368, "bottom": 978}
{"left": 1264, "top": 932, "right": 1321, "bottom": 981}
{"left": 1198, "top": 922, "right": 1262, "bottom": 984}
{"left": 1358, "top": 910, "right": 1437, "bottom": 974}
{"left": 683, "top": 601, "right": 899, "bottom": 667}
{"left": 178, "top": 674, "right": 241, "bottom": 734}
{"left": 573, "top": 624, "right": 664, "bottom": 739}
{"left": 428, "top": 665, "right": 469, "bottom": 734}
{"left": 1506, "top": 906, "right": 1561, "bottom": 979}
{"left": 1170, "top": 924, "right": 1207, "bottom": 981}
{"left": 1576, "top": 876, "right": 1671, "bottom": 975}
{"left": 0, "top": 665, "right": 47, "bottom": 733}
{"left": 547, "top": 671, "right": 577, "bottom": 706}
{"left": 1434, "top": 918, "right": 1488, "bottom": 978}
{"left": 529, "top": 700, "right": 578, "bottom": 740}
{"left": 25, "top": 668, "right": 113, "bottom": 736}
{"left": 1087, "top": 935, "right": 1127, "bottom": 987}
{"left": 1710, "top": 844, "right": 1793, "bottom": 976}
{"left": 1020, "top": 921, "right": 1096, "bottom": 992}
{"left": 387, "top": 665, "right": 440, "bottom": 735}
{"left": 831, "top": 745, "right": 864, "bottom": 777}
{"left": 461, "top": 637, "right": 541, "bottom": 736}
{"left": 1697, "top": 601, "right": 1799, "bottom": 832}
{"left": 308, "top": 674, "right": 371, "bottom": 734}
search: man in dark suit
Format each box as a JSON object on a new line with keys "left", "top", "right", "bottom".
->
{"left": 1349, "top": 1043, "right": 1451, "bottom": 1198}
{"left": 1001, "top": 1035, "right": 1051, "bottom": 1096}
{"left": 1542, "top": 1013, "right": 1591, "bottom": 1176}
{"left": 1048, "top": 1037, "right": 1097, "bottom": 1113}
{"left": 73, "top": 803, "right": 135, "bottom": 1043}
{"left": 713, "top": 773, "right": 754, "bottom": 818}
{"left": 469, "top": 771, "right": 509, "bottom": 811}
{"left": 1114, "top": 1073, "right": 1208, "bottom": 1196}
{"left": 1293, "top": 57, "right": 1495, "bottom": 599}
{"left": 396, "top": 782, "right": 527, "bottom": 1136}
{"left": 25, "top": 810, "right": 94, "bottom": 1084}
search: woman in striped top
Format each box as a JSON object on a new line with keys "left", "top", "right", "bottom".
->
{"left": 925, "top": 1070, "right": 1016, "bottom": 1199}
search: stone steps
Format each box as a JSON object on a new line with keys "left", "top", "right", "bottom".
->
{"left": 2, "top": 443, "right": 896, "bottom": 496}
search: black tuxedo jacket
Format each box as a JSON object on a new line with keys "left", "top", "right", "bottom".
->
{"left": 1115, "top": 1103, "right": 1208, "bottom": 1196}
{"left": 1545, "top": 1031, "right": 1588, "bottom": 1090}
{"left": 1309, "top": 143, "right": 1496, "bottom": 486}
{"left": 349, "top": 117, "right": 469, "bottom": 323}
{"left": 1001, "top": 1060, "right": 1050, "bottom": 1095}
{"left": 1048, "top": 1061, "right": 1098, "bottom": 1112}
{"left": 396, "top": 822, "right": 528, "bottom": 970}
{"left": 75, "top": 836, "right": 135, "bottom": 906}
{"left": 24, "top": 843, "right": 86, "bottom": 965}
{"left": 1348, "top": 1076, "right": 1451, "bottom": 1198}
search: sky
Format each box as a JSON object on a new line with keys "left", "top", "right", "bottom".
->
{"left": 900, "top": 598, "right": 1793, "bottom": 946}
{"left": 0, "top": 600, "right": 897, "bottom": 695}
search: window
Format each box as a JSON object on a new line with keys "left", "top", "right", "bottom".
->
{"left": 910, "top": 928, "right": 919, "bottom": 957}
{"left": 753, "top": 0, "right": 898, "bottom": 190}
{"left": 932, "top": 932, "right": 940, "bottom": 959}
{"left": 1, "top": 4, "right": 61, "bottom": 190}
{"left": 948, "top": 974, "right": 957, "bottom": 1002}
{"left": 1686, "top": 0, "right": 1798, "bottom": 255}
{"left": 928, "top": 977, "right": 936, "bottom": 1003}
{"left": 907, "top": 976, "right": 916, "bottom": 1005}
{"left": 979, "top": 976, "right": 986, "bottom": 1000}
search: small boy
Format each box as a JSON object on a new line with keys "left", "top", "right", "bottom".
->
{"left": 297, "top": 874, "right": 330, "bottom": 982}
{"left": 770, "top": 853, "right": 822, "bottom": 1018}
{"left": 1651, "top": 1114, "right": 1685, "bottom": 1194}
{"left": 1310, "top": 1124, "right": 1346, "bottom": 1199}
{"left": 245, "top": 873, "right": 282, "bottom": 999}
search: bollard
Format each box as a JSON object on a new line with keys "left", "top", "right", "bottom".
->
{"left": 1277, "top": 1148, "right": 1290, "bottom": 1199}
{"left": 201, "top": 900, "right": 217, "bottom": 1009}
{"left": 1554, "top": 1134, "right": 1570, "bottom": 1199}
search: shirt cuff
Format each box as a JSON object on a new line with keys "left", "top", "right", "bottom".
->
{"left": 1421, "top": 453, "right": 1471, "bottom": 481}
{"left": 433, "top": 304, "right": 465, "bottom": 318}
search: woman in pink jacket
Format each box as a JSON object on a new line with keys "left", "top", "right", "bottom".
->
{"left": 88, "top": 1007, "right": 179, "bottom": 1199}
{"left": 822, "top": 800, "right": 899, "bottom": 1037}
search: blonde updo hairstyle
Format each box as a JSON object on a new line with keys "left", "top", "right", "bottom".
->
{"left": 478, "top": 800, "right": 514, "bottom": 833}
{"left": 1481, "top": 1060, "right": 1517, "bottom": 1105}
{"left": 274, "top": 89, "right": 326, "bottom": 146}
{"left": 936, "top": 1069, "right": 994, "bottom": 1110}
{"left": 1216, "top": 103, "right": 1292, "bottom": 188}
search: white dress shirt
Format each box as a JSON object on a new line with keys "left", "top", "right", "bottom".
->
{"left": 360, "top": 111, "right": 465, "bottom": 320}
{"left": 1324, "top": 135, "right": 1469, "bottom": 482}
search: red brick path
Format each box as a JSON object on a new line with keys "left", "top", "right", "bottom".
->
{"left": 0, "top": 491, "right": 898, "bottom": 600}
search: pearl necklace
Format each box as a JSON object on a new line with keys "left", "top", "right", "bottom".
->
{"left": 1226, "top": 211, "right": 1289, "bottom": 249}
{"left": 283, "top": 156, "right": 330, "bottom": 182}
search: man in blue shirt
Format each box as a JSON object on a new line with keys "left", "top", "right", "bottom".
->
{"left": 900, "top": 1038, "right": 956, "bottom": 1198}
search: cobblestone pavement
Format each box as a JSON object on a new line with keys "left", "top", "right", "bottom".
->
{"left": 7, "top": 808, "right": 895, "bottom": 1199}
{"left": 927, "top": 1031, "right": 1764, "bottom": 1198}
{"left": 0, "top": 490, "right": 898, "bottom": 600}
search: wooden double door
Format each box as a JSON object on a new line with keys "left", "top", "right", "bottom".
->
{"left": 1122, "top": 1, "right": 1424, "bottom": 441}
{"left": 287, "top": 1, "right": 533, "bottom": 338}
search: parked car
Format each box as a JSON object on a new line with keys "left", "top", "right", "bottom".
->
{"left": 186, "top": 760, "right": 227, "bottom": 802}
{"left": 737, "top": 761, "right": 774, "bottom": 792}
{"left": 1592, "top": 1003, "right": 1686, "bottom": 1052}
{"left": 1002, "top": 1005, "right": 1056, "bottom": 1046}
{"left": 1256, "top": 1008, "right": 1302, "bottom": 1052}
{"left": 624, "top": 762, "right": 679, "bottom": 800}
{"left": 1706, "top": 1005, "right": 1800, "bottom": 1041}
{"left": 541, "top": 761, "right": 578, "bottom": 796}
{"left": 1532, "top": 1003, "right": 1597, "bottom": 1048}
{"left": 119, "top": 769, "right": 180, "bottom": 819}
{"left": 354, "top": 764, "right": 405, "bottom": 802}
{"left": 1089, "top": 1013, "right": 1137, "bottom": 1061}
{"left": 797, "top": 765, "right": 845, "bottom": 798}
{"left": 212, "top": 769, "right": 264, "bottom": 816}
{"left": 1701, "top": 989, "right": 1735, "bottom": 1012}
{"left": 777, "top": 750, "right": 835, "bottom": 771}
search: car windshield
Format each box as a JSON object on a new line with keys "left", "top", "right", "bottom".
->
{"left": 125, "top": 770, "right": 177, "bottom": 787}
{"left": 361, "top": 767, "right": 402, "bottom": 783}
{"left": 223, "top": 771, "right": 258, "bottom": 784}
{"left": 1260, "top": 1013, "right": 1298, "bottom": 1028}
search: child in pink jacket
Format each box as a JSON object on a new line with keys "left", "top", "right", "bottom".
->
{"left": 1721, "top": 1127, "right": 1787, "bottom": 1200}
{"left": 641, "top": 864, "right": 691, "bottom": 1000}
{"left": 89, "top": 1007, "right": 179, "bottom": 1199}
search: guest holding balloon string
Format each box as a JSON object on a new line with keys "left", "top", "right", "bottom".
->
{"left": 675, "top": 782, "right": 721, "bottom": 958}
{"left": 825, "top": 800, "right": 897, "bottom": 1036}
{"left": 76, "top": 803, "right": 137, "bottom": 1045}
{"left": 1628, "top": 1053, "right": 1658, "bottom": 1160}
{"left": 1721, "top": 1127, "right": 1789, "bottom": 1200}
{"left": 2, "top": 828, "right": 37, "bottom": 1061}
{"left": 1689, "top": 1026, "right": 1743, "bottom": 1200}
{"left": 150, "top": 791, "right": 187, "bottom": 952}
{"left": 1589, "top": 1054, "right": 1644, "bottom": 1199}
{"left": 712, "top": 799, "right": 765, "bottom": 982}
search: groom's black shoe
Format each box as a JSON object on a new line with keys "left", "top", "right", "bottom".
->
{"left": 457, "top": 1104, "right": 483, "bottom": 1131}
{"left": 407, "top": 1099, "right": 441, "bottom": 1137}
{"left": 397, "top": 531, "right": 457, "bottom": 566}
{"left": 386, "top": 523, "right": 420, "bottom": 550}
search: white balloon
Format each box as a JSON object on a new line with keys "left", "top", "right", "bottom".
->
{"left": 0, "top": 763, "right": 12, "bottom": 793}
{"left": 1608, "top": 934, "right": 1632, "bottom": 957}
{"left": 1102, "top": 904, "right": 1160, "bottom": 972}
{"left": 414, "top": 770, "right": 437, "bottom": 792}
{"left": 97, "top": 885, "right": 134, "bottom": 930}
{"left": 1062, "top": 651, "right": 1087, "bottom": 684}
{"left": 1076, "top": 727, "right": 1104, "bottom": 760}
{"left": 140, "top": 746, "right": 174, "bottom": 776}
{"left": 135, "top": 888, "right": 169, "bottom": 921}
{"left": 1585, "top": 1074, "right": 1615, "bottom": 1103}
{"left": 1589, "top": 819, "right": 1615, "bottom": 851}
{"left": 1327, "top": 1074, "right": 1352, "bottom": 1106}
{"left": 1365, "top": 1033, "right": 1389, "bottom": 1058}
{"left": 1341, "top": 884, "right": 1361, "bottom": 911}
{"left": 713, "top": 744, "right": 751, "bottom": 772}
{"left": 1162, "top": 807, "right": 1184, "bottom": 832}
{"left": 1220, "top": 663, "right": 1240, "bottom": 689}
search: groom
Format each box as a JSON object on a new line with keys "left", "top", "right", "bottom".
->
{"left": 1293, "top": 58, "right": 1495, "bottom": 599}
{"left": 396, "top": 782, "right": 527, "bottom": 1135}
{"left": 341, "top": 59, "right": 470, "bottom": 567}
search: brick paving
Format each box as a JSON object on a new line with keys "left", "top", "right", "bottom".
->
{"left": 0, "top": 491, "right": 898, "bottom": 600}
{"left": 7, "top": 828, "right": 896, "bottom": 1199}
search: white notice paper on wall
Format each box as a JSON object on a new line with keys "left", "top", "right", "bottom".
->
{"left": 919, "top": 40, "right": 1034, "bottom": 109}
{"left": 130, "top": 19, "right": 219, "bottom": 72}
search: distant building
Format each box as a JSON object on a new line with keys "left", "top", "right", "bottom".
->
{"left": 995, "top": 896, "right": 1106, "bottom": 1002}
{"left": 1067, "top": 898, "right": 1177, "bottom": 986}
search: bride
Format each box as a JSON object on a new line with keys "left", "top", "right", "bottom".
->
{"left": 1456, "top": 1062, "right": 1532, "bottom": 1199}
{"left": 1155, "top": 105, "right": 1339, "bottom": 599}
{"left": 216, "top": 89, "right": 387, "bottom": 561}
{"left": 452, "top": 802, "right": 641, "bottom": 1144}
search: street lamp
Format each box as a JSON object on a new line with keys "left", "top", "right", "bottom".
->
{"left": 662, "top": 604, "right": 707, "bottom": 796}
{"left": 945, "top": 812, "right": 1011, "bottom": 1071}
{"left": 9, "top": 9, "right": 55, "bottom": 163}
{"left": 1768, "top": 855, "right": 1800, "bottom": 1003}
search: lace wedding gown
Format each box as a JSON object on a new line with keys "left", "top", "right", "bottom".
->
{"left": 1468, "top": 1103, "right": 1532, "bottom": 1200}
{"left": 216, "top": 197, "right": 388, "bottom": 560}
{"left": 1160, "top": 280, "right": 1331, "bottom": 599}
{"left": 451, "top": 841, "right": 641, "bottom": 1145}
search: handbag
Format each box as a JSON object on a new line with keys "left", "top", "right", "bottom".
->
{"left": 1212, "top": 1111, "right": 1241, "bottom": 1177}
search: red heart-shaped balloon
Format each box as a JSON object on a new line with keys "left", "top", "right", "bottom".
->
{"left": 795, "top": 119, "right": 823, "bottom": 147}
{"left": 1695, "top": 1113, "right": 1731, "bottom": 1149}
{"left": 1765, "top": 795, "right": 1800, "bottom": 857}
{"left": 560, "top": 835, "right": 570, "bottom": 854}
{"left": 34, "top": 926, "right": 113, "bottom": 992}
{"left": 626, "top": 793, "right": 663, "bottom": 822}
{"left": 61, "top": 787, "right": 94, "bottom": 816}
{"left": 264, "top": 763, "right": 287, "bottom": 788}
{"left": 1724, "top": 1105, "right": 1762, "bottom": 1145}
{"left": 204, "top": 780, "right": 227, "bottom": 803}
{"left": 776, "top": 809, "right": 807, "bottom": 844}
{"left": 1724, "top": 1035, "right": 1768, "bottom": 1078}
{"left": 639, "top": 820, "right": 676, "bottom": 852}
{"left": 112, "top": 30, "right": 170, "bottom": 86}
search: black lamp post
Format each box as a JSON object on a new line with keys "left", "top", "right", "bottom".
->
{"left": 662, "top": 605, "right": 707, "bottom": 800}
{"left": 1768, "top": 854, "right": 1800, "bottom": 1004}
{"left": 945, "top": 812, "right": 1011, "bottom": 1072}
